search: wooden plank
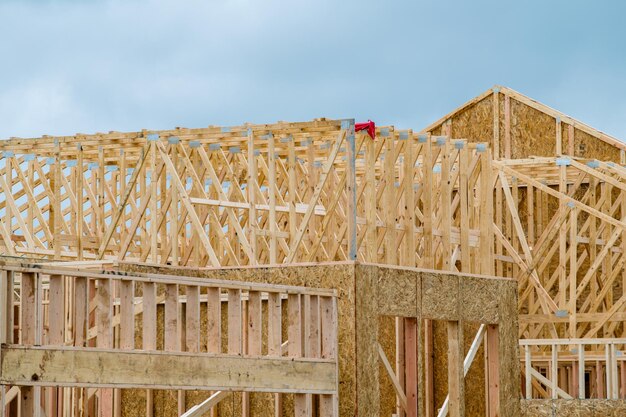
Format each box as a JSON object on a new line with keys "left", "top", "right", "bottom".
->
{"left": 268, "top": 292, "right": 283, "bottom": 416}
{"left": 578, "top": 344, "right": 585, "bottom": 399}
{"left": 73, "top": 275, "right": 88, "bottom": 417}
{"left": 569, "top": 208, "right": 578, "bottom": 339}
{"left": 164, "top": 283, "right": 181, "bottom": 412}
{"left": 268, "top": 133, "right": 278, "bottom": 263}
{"left": 77, "top": 146, "right": 85, "bottom": 260}
{"left": 525, "top": 345, "right": 532, "bottom": 399}
{"left": 97, "top": 278, "right": 113, "bottom": 417}
{"left": 0, "top": 271, "right": 11, "bottom": 346}
{"left": 459, "top": 144, "right": 470, "bottom": 272}
{"left": 441, "top": 139, "right": 452, "bottom": 271}
{"left": 20, "top": 271, "right": 41, "bottom": 417}
{"left": 446, "top": 321, "right": 464, "bottom": 417}
{"left": 365, "top": 137, "right": 377, "bottom": 262}
{"left": 486, "top": 325, "right": 500, "bottom": 417}
{"left": 319, "top": 296, "right": 337, "bottom": 417}
{"left": 346, "top": 123, "right": 357, "bottom": 260}
{"left": 404, "top": 318, "right": 418, "bottom": 417}
{"left": 206, "top": 286, "right": 221, "bottom": 416}
{"left": 143, "top": 281, "right": 156, "bottom": 417}
{"left": 504, "top": 94, "right": 511, "bottom": 159}
{"left": 228, "top": 289, "right": 242, "bottom": 355}
{"left": 288, "top": 293, "right": 308, "bottom": 416}
{"left": 424, "top": 319, "right": 434, "bottom": 417}
{"left": 247, "top": 130, "right": 258, "bottom": 265}
{"left": 0, "top": 347, "right": 337, "bottom": 393}
{"left": 207, "top": 287, "right": 221, "bottom": 354}
{"left": 48, "top": 274, "right": 64, "bottom": 417}
{"left": 119, "top": 280, "right": 134, "bottom": 350}
{"left": 404, "top": 132, "right": 416, "bottom": 267}
{"left": 0, "top": 270, "right": 12, "bottom": 417}
{"left": 169, "top": 142, "right": 179, "bottom": 266}
{"left": 492, "top": 90, "right": 500, "bottom": 158}
{"left": 186, "top": 285, "right": 200, "bottom": 353}
{"left": 480, "top": 149, "right": 494, "bottom": 275}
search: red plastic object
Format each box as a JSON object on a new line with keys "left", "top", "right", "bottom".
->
{"left": 355, "top": 120, "right": 376, "bottom": 139}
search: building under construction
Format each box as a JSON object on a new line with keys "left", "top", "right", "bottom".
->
{"left": 1, "top": 86, "right": 626, "bottom": 416}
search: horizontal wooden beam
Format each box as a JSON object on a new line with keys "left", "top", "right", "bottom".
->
{"left": 0, "top": 346, "right": 336, "bottom": 394}
{"left": 190, "top": 197, "right": 327, "bottom": 216}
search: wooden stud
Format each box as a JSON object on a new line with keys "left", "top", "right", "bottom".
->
{"left": 486, "top": 324, "right": 500, "bottom": 417}
{"left": 447, "top": 321, "right": 464, "bottom": 417}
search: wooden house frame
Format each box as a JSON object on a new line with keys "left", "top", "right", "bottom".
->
{"left": 0, "top": 86, "right": 624, "bottom": 415}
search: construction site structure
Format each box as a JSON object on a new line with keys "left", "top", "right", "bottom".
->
{"left": 1, "top": 86, "right": 626, "bottom": 416}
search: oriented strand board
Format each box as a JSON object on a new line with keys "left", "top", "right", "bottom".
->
{"left": 421, "top": 271, "right": 459, "bottom": 320}
{"left": 423, "top": 86, "right": 624, "bottom": 163}
{"left": 449, "top": 96, "right": 494, "bottom": 145}
{"left": 520, "top": 399, "right": 553, "bottom": 416}
{"left": 377, "top": 266, "right": 419, "bottom": 317}
{"left": 459, "top": 275, "right": 504, "bottom": 324}
{"left": 520, "top": 399, "right": 626, "bottom": 417}
{"left": 574, "top": 127, "right": 620, "bottom": 161}
{"left": 510, "top": 97, "right": 557, "bottom": 158}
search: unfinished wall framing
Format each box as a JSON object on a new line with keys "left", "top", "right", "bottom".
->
{"left": 0, "top": 260, "right": 521, "bottom": 417}
{"left": 0, "top": 262, "right": 340, "bottom": 417}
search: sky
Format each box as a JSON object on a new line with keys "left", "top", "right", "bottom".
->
{"left": 0, "top": 0, "right": 625, "bottom": 140}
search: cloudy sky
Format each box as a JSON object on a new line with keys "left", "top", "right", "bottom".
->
{"left": 1, "top": 0, "right": 625, "bottom": 140}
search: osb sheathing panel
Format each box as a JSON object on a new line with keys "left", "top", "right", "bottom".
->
{"left": 510, "top": 97, "right": 557, "bottom": 158}
{"left": 421, "top": 271, "right": 459, "bottom": 320}
{"left": 377, "top": 266, "right": 419, "bottom": 317}
{"left": 426, "top": 93, "right": 622, "bottom": 163}
{"left": 448, "top": 95, "right": 494, "bottom": 145}
{"left": 521, "top": 399, "right": 554, "bottom": 416}
{"left": 520, "top": 399, "right": 626, "bottom": 417}
{"left": 574, "top": 127, "right": 620, "bottom": 162}
{"left": 459, "top": 275, "right": 506, "bottom": 324}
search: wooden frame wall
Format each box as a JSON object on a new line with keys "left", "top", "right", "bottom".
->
{"left": 104, "top": 261, "right": 521, "bottom": 417}
{"left": 1, "top": 115, "right": 626, "bottom": 414}
{"left": 0, "top": 263, "right": 339, "bottom": 417}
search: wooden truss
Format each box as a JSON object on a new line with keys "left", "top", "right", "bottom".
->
{"left": 0, "top": 119, "right": 625, "bottom": 342}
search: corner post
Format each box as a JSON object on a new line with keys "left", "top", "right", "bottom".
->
{"left": 344, "top": 119, "right": 357, "bottom": 261}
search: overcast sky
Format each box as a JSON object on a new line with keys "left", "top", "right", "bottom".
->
{"left": 1, "top": 0, "right": 625, "bottom": 140}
